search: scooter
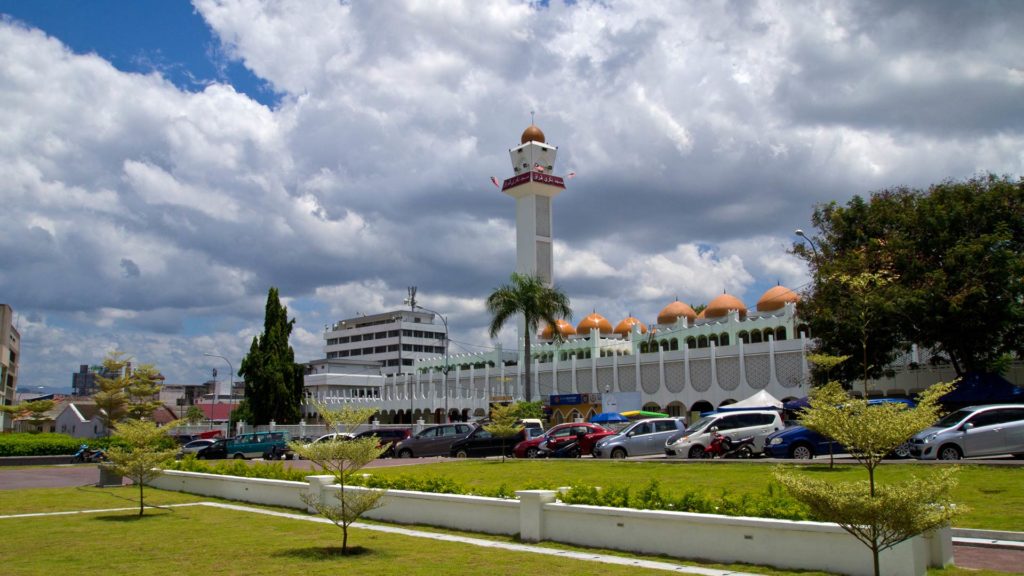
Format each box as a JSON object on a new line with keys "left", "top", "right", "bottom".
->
{"left": 70, "top": 444, "right": 108, "bottom": 463}
{"left": 703, "top": 428, "right": 756, "bottom": 459}
{"left": 537, "top": 434, "right": 584, "bottom": 458}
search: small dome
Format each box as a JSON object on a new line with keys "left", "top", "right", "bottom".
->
{"left": 521, "top": 124, "right": 545, "bottom": 144}
{"left": 577, "top": 312, "right": 612, "bottom": 334}
{"left": 705, "top": 293, "right": 747, "bottom": 319}
{"left": 756, "top": 285, "right": 799, "bottom": 312}
{"left": 657, "top": 300, "right": 697, "bottom": 325}
{"left": 540, "top": 319, "right": 577, "bottom": 339}
{"left": 613, "top": 317, "right": 647, "bottom": 336}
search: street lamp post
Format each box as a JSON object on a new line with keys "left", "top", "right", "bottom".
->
{"left": 404, "top": 299, "right": 449, "bottom": 423}
{"left": 795, "top": 229, "right": 821, "bottom": 259}
{"left": 203, "top": 353, "right": 232, "bottom": 432}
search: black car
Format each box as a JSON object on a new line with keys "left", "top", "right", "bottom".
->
{"left": 195, "top": 438, "right": 229, "bottom": 459}
{"left": 353, "top": 428, "right": 412, "bottom": 457}
{"left": 449, "top": 427, "right": 527, "bottom": 458}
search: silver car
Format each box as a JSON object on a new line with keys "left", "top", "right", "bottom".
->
{"left": 910, "top": 404, "right": 1024, "bottom": 460}
{"left": 394, "top": 423, "right": 475, "bottom": 458}
{"left": 592, "top": 418, "right": 686, "bottom": 459}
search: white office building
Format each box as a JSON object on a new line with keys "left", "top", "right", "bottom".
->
{"left": 323, "top": 310, "right": 448, "bottom": 376}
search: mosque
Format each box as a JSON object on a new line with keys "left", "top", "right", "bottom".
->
{"left": 312, "top": 122, "right": 958, "bottom": 424}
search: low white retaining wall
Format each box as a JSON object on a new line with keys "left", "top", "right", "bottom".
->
{"left": 149, "top": 470, "right": 952, "bottom": 576}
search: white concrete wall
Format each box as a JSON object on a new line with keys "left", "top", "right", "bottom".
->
{"left": 149, "top": 470, "right": 951, "bottom": 576}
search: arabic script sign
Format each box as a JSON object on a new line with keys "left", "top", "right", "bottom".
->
{"left": 502, "top": 171, "right": 566, "bottom": 191}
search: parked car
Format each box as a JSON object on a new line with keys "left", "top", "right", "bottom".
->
{"left": 449, "top": 427, "right": 529, "bottom": 458}
{"left": 766, "top": 398, "right": 918, "bottom": 459}
{"left": 910, "top": 404, "right": 1024, "bottom": 460}
{"left": 665, "top": 410, "right": 782, "bottom": 459}
{"left": 177, "top": 439, "right": 217, "bottom": 458}
{"left": 352, "top": 428, "right": 412, "bottom": 457}
{"left": 197, "top": 431, "right": 292, "bottom": 460}
{"left": 592, "top": 418, "right": 686, "bottom": 459}
{"left": 394, "top": 423, "right": 476, "bottom": 458}
{"left": 513, "top": 422, "right": 615, "bottom": 458}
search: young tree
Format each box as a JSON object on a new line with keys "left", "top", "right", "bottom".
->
{"left": 775, "top": 380, "right": 959, "bottom": 576}
{"left": 0, "top": 399, "right": 55, "bottom": 432}
{"left": 509, "top": 400, "right": 544, "bottom": 422}
{"left": 238, "top": 287, "right": 304, "bottom": 425}
{"left": 184, "top": 405, "right": 205, "bottom": 425}
{"left": 486, "top": 273, "right": 572, "bottom": 402}
{"left": 289, "top": 401, "right": 386, "bottom": 555}
{"left": 483, "top": 403, "right": 523, "bottom": 463}
{"left": 105, "top": 418, "right": 179, "bottom": 517}
{"left": 92, "top": 352, "right": 165, "bottom": 432}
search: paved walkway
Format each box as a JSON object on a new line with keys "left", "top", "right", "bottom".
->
{"left": 2, "top": 465, "right": 1022, "bottom": 573}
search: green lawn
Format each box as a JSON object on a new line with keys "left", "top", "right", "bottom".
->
{"left": 358, "top": 460, "right": 1024, "bottom": 531}
{"left": 0, "top": 485, "right": 1014, "bottom": 576}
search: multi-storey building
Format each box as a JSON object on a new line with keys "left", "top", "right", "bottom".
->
{"left": 0, "top": 304, "right": 20, "bottom": 432}
{"left": 323, "top": 310, "right": 447, "bottom": 376}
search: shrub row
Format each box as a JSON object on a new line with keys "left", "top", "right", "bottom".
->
{"left": 164, "top": 458, "right": 810, "bottom": 520}
{"left": 0, "top": 433, "right": 176, "bottom": 457}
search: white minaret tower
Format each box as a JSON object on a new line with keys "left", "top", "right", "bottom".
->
{"left": 501, "top": 121, "right": 566, "bottom": 286}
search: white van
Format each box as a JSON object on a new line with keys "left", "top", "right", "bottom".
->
{"left": 664, "top": 410, "right": 783, "bottom": 459}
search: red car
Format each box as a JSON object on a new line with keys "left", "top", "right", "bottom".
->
{"left": 513, "top": 422, "right": 616, "bottom": 458}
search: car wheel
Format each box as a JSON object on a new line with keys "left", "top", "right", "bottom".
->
{"left": 891, "top": 442, "right": 912, "bottom": 459}
{"left": 938, "top": 445, "right": 962, "bottom": 461}
{"left": 398, "top": 449, "right": 413, "bottom": 459}
{"left": 233, "top": 453, "right": 245, "bottom": 460}
{"left": 687, "top": 445, "right": 705, "bottom": 459}
{"left": 736, "top": 445, "right": 754, "bottom": 459}
{"left": 454, "top": 449, "right": 469, "bottom": 459}
{"left": 525, "top": 447, "right": 540, "bottom": 458}
{"left": 790, "top": 444, "right": 814, "bottom": 460}
{"left": 610, "top": 447, "right": 627, "bottom": 459}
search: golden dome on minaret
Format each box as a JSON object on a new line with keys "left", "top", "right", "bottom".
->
{"left": 521, "top": 124, "right": 545, "bottom": 144}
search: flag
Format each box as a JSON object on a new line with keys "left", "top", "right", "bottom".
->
{"left": 534, "top": 164, "right": 545, "bottom": 173}
{"left": 566, "top": 171, "right": 576, "bottom": 179}
{"left": 490, "top": 176, "right": 501, "bottom": 189}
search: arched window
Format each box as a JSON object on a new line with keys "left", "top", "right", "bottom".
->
{"left": 670, "top": 338, "right": 679, "bottom": 351}
{"left": 797, "top": 324, "right": 810, "bottom": 338}
{"left": 686, "top": 337, "right": 697, "bottom": 349}
{"left": 708, "top": 334, "right": 719, "bottom": 346}
{"left": 775, "top": 327, "right": 787, "bottom": 341}
{"left": 690, "top": 400, "right": 713, "bottom": 414}
{"left": 738, "top": 331, "right": 749, "bottom": 344}
{"left": 697, "top": 335, "right": 708, "bottom": 348}
{"left": 719, "top": 333, "right": 730, "bottom": 346}
{"left": 640, "top": 342, "right": 649, "bottom": 354}
{"left": 751, "top": 331, "right": 763, "bottom": 344}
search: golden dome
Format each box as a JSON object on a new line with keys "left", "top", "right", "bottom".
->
{"left": 756, "top": 285, "right": 799, "bottom": 312}
{"left": 577, "top": 312, "right": 612, "bottom": 334}
{"left": 705, "top": 293, "right": 747, "bottom": 319}
{"left": 657, "top": 300, "right": 697, "bottom": 325}
{"left": 521, "top": 124, "right": 545, "bottom": 144}
{"left": 540, "top": 319, "right": 577, "bottom": 339}
{"left": 613, "top": 317, "right": 648, "bottom": 336}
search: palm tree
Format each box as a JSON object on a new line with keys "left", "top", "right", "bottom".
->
{"left": 486, "top": 273, "right": 572, "bottom": 402}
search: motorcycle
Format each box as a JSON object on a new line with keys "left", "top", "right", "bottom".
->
{"left": 536, "top": 434, "right": 584, "bottom": 458}
{"left": 703, "top": 428, "right": 756, "bottom": 459}
{"left": 70, "top": 444, "right": 108, "bottom": 463}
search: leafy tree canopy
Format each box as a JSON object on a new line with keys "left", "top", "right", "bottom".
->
{"left": 107, "top": 418, "right": 180, "bottom": 516}
{"left": 796, "top": 175, "right": 1024, "bottom": 379}
{"left": 238, "top": 287, "right": 305, "bottom": 425}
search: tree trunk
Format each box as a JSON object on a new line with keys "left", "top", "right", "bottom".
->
{"left": 138, "top": 479, "right": 144, "bottom": 516}
{"left": 523, "top": 333, "right": 532, "bottom": 402}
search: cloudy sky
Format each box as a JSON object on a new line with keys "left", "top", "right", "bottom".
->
{"left": 1, "top": 0, "right": 1021, "bottom": 391}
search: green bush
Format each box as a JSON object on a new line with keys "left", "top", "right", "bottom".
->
{"left": 0, "top": 433, "right": 82, "bottom": 456}
{"left": 163, "top": 461, "right": 811, "bottom": 521}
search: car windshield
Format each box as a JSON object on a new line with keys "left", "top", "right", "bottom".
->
{"left": 684, "top": 415, "right": 716, "bottom": 434}
{"left": 934, "top": 409, "right": 973, "bottom": 428}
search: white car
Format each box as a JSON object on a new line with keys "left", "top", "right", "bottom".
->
{"left": 665, "top": 410, "right": 783, "bottom": 459}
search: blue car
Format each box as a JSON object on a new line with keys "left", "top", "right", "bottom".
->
{"left": 766, "top": 398, "right": 916, "bottom": 459}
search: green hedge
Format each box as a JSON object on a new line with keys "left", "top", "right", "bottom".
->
{"left": 0, "top": 432, "right": 175, "bottom": 457}
{"left": 164, "top": 458, "right": 811, "bottom": 520}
